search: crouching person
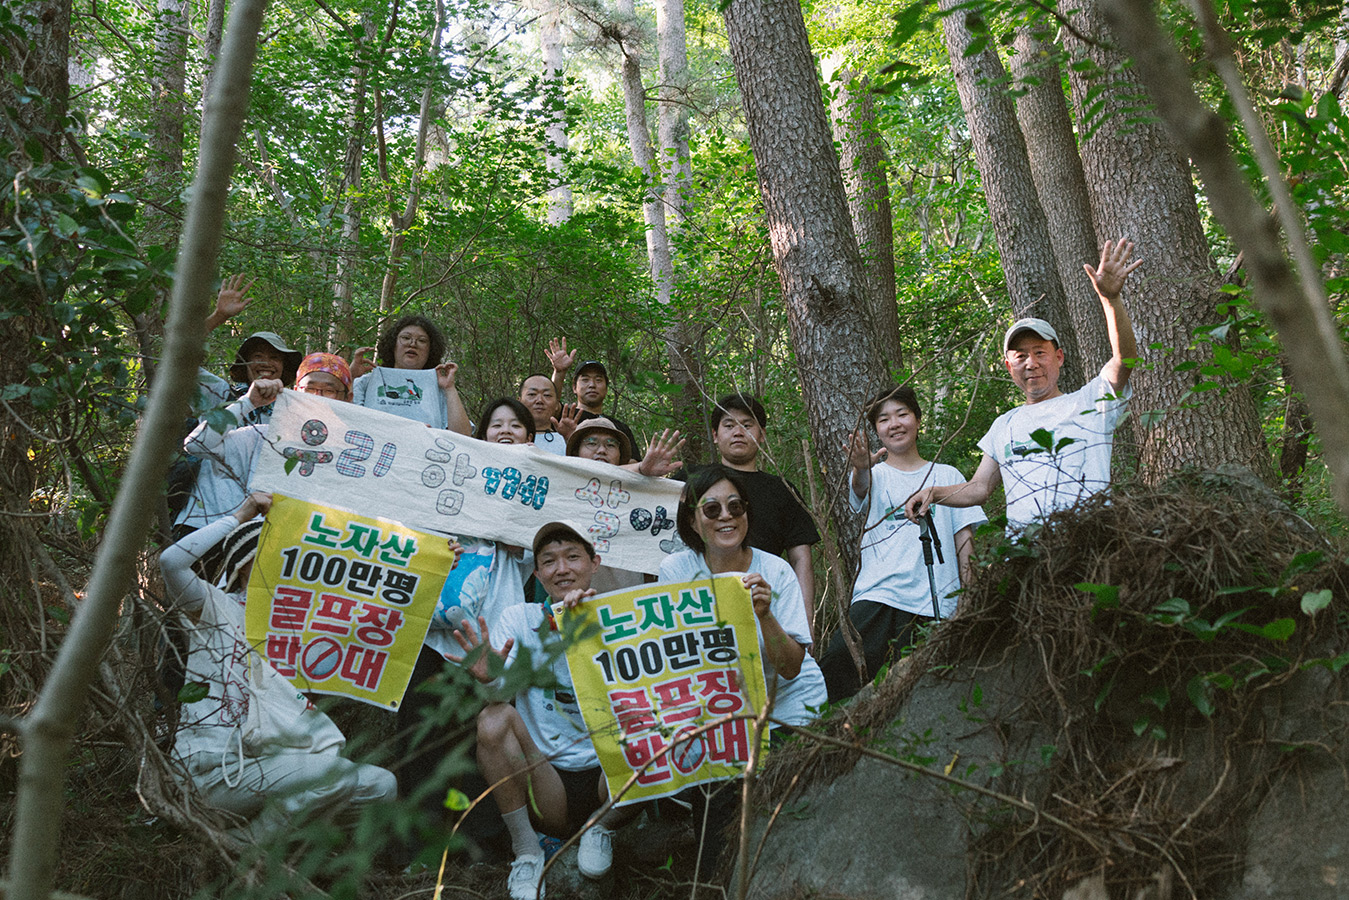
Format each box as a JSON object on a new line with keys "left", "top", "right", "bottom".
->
{"left": 160, "top": 490, "right": 397, "bottom": 841}
{"left": 450, "top": 522, "right": 636, "bottom": 900}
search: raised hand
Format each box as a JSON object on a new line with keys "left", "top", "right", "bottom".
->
{"left": 436, "top": 361, "right": 459, "bottom": 391}
{"left": 448, "top": 615, "right": 514, "bottom": 684}
{"left": 1084, "top": 237, "right": 1143, "bottom": 301}
{"left": 546, "top": 337, "right": 577, "bottom": 374}
{"left": 847, "top": 429, "right": 884, "bottom": 471}
{"left": 551, "top": 402, "right": 581, "bottom": 439}
{"left": 638, "top": 429, "right": 685, "bottom": 477}
{"left": 350, "top": 346, "right": 377, "bottom": 379}
{"left": 207, "top": 274, "right": 256, "bottom": 330}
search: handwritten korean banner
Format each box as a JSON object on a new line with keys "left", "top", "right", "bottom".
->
{"left": 244, "top": 494, "right": 449, "bottom": 708}
{"left": 250, "top": 391, "right": 686, "bottom": 574}
{"left": 562, "top": 576, "right": 769, "bottom": 805}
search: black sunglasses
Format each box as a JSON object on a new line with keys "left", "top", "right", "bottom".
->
{"left": 699, "top": 498, "right": 747, "bottom": 520}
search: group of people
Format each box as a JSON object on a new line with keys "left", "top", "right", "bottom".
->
{"left": 158, "top": 237, "right": 1142, "bottom": 894}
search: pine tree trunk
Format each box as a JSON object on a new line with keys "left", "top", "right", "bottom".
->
{"left": 826, "top": 63, "right": 904, "bottom": 372}
{"left": 1009, "top": 28, "right": 1109, "bottom": 375}
{"left": 1064, "top": 0, "right": 1275, "bottom": 480}
{"left": 721, "top": 0, "right": 887, "bottom": 577}
{"left": 939, "top": 0, "right": 1086, "bottom": 391}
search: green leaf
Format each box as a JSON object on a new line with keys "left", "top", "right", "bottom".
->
{"left": 177, "top": 681, "right": 210, "bottom": 704}
{"left": 444, "top": 788, "right": 471, "bottom": 811}
{"left": 1187, "top": 675, "right": 1216, "bottom": 717}
{"left": 1301, "top": 589, "right": 1332, "bottom": 615}
{"left": 1141, "top": 685, "right": 1170, "bottom": 711}
{"left": 47, "top": 605, "right": 70, "bottom": 625}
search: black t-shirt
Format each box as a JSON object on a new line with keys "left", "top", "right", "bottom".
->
{"left": 576, "top": 410, "right": 641, "bottom": 462}
{"left": 680, "top": 465, "right": 821, "bottom": 557}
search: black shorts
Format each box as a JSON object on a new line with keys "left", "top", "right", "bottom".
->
{"left": 551, "top": 765, "right": 604, "bottom": 837}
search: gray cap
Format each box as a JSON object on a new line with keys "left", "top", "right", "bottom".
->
{"left": 1003, "top": 318, "right": 1059, "bottom": 353}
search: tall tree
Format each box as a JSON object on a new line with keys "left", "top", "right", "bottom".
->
{"left": 938, "top": 0, "right": 1085, "bottom": 390}
{"left": 826, "top": 62, "right": 905, "bottom": 370}
{"left": 328, "top": 10, "right": 377, "bottom": 349}
{"left": 539, "top": 0, "right": 572, "bottom": 223}
{"left": 721, "top": 0, "right": 888, "bottom": 573}
{"left": 1009, "top": 27, "right": 1109, "bottom": 375}
{"left": 1064, "top": 0, "right": 1275, "bottom": 480}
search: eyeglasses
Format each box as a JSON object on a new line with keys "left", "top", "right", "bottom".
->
{"left": 581, "top": 436, "right": 621, "bottom": 451}
{"left": 299, "top": 383, "right": 346, "bottom": 399}
{"left": 699, "top": 498, "right": 746, "bottom": 520}
{"left": 396, "top": 333, "right": 430, "bottom": 347}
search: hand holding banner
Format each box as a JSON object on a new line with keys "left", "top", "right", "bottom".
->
{"left": 559, "top": 576, "right": 770, "bottom": 805}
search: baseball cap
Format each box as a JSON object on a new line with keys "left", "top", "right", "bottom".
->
{"left": 1003, "top": 318, "right": 1060, "bottom": 353}
{"left": 532, "top": 521, "right": 595, "bottom": 559}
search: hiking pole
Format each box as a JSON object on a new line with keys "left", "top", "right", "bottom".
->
{"left": 916, "top": 510, "right": 945, "bottom": 621}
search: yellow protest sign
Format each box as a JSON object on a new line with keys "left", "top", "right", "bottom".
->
{"left": 244, "top": 494, "right": 449, "bottom": 709}
{"left": 563, "top": 575, "right": 769, "bottom": 805}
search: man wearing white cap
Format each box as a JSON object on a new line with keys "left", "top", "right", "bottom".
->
{"left": 907, "top": 238, "right": 1142, "bottom": 531}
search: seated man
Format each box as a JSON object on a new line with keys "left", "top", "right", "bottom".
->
{"left": 449, "top": 522, "right": 636, "bottom": 900}
{"left": 819, "top": 385, "right": 986, "bottom": 702}
{"left": 159, "top": 491, "right": 396, "bottom": 840}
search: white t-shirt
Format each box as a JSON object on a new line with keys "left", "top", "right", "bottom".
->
{"left": 657, "top": 549, "right": 826, "bottom": 726}
{"left": 352, "top": 367, "right": 448, "bottom": 428}
{"left": 497, "top": 603, "right": 599, "bottom": 772}
{"left": 533, "top": 431, "right": 567, "bottom": 456}
{"left": 979, "top": 371, "right": 1130, "bottom": 530}
{"left": 851, "top": 462, "right": 986, "bottom": 617}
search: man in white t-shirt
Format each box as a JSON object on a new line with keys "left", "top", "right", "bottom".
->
{"left": 907, "top": 238, "right": 1142, "bottom": 532}
{"left": 448, "top": 522, "right": 637, "bottom": 899}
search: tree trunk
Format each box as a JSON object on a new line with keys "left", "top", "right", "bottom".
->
{"left": 377, "top": 0, "right": 443, "bottom": 313}
{"left": 1009, "top": 28, "right": 1110, "bottom": 376}
{"left": 938, "top": 0, "right": 1086, "bottom": 391}
{"left": 539, "top": 0, "right": 572, "bottom": 224}
{"left": 200, "top": 0, "right": 225, "bottom": 105}
{"left": 721, "top": 0, "right": 888, "bottom": 577}
{"left": 1064, "top": 0, "right": 1275, "bottom": 481}
{"left": 652, "top": 0, "right": 706, "bottom": 454}
{"left": 5, "top": 0, "right": 270, "bottom": 893}
{"left": 330, "top": 12, "right": 376, "bottom": 350}
{"left": 1102, "top": 0, "right": 1349, "bottom": 512}
{"left": 825, "top": 61, "right": 904, "bottom": 373}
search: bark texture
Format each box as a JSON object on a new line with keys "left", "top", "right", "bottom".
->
{"left": 828, "top": 65, "right": 904, "bottom": 372}
{"left": 6, "top": 0, "right": 270, "bottom": 893}
{"left": 1103, "top": 0, "right": 1349, "bottom": 512}
{"left": 1064, "top": 0, "right": 1274, "bottom": 480}
{"left": 1010, "top": 28, "right": 1109, "bottom": 375}
{"left": 721, "top": 0, "right": 887, "bottom": 575}
{"left": 330, "top": 12, "right": 376, "bottom": 349}
{"left": 939, "top": 0, "right": 1085, "bottom": 391}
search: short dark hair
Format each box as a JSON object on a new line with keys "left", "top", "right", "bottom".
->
{"left": 865, "top": 384, "right": 922, "bottom": 431}
{"left": 518, "top": 373, "right": 557, "bottom": 395}
{"left": 711, "top": 392, "right": 767, "bottom": 431}
{"left": 473, "top": 397, "right": 537, "bottom": 442}
{"left": 376, "top": 315, "right": 447, "bottom": 369}
{"left": 676, "top": 464, "right": 752, "bottom": 556}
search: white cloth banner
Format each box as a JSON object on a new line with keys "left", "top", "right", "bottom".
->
{"left": 251, "top": 391, "right": 686, "bottom": 574}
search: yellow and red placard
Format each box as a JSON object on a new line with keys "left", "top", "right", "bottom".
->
{"left": 244, "top": 494, "right": 451, "bottom": 708}
{"left": 562, "top": 575, "right": 769, "bottom": 805}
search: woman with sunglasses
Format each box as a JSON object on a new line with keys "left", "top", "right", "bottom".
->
{"left": 658, "top": 465, "right": 825, "bottom": 876}
{"left": 658, "top": 465, "right": 825, "bottom": 729}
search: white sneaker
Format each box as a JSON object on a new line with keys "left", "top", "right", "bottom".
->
{"left": 577, "top": 824, "right": 614, "bottom": 879}
{"left": 508, "top": 854, "right": 545, "bottom": 900}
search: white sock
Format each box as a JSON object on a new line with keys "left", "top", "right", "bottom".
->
{"left": 503, "top": 807, "right": 541, "bottom": 859}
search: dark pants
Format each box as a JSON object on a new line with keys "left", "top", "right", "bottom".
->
{"left": 394, "top": 645, "right": 507, "bottom": 864}
{"left": 818, "top": 601, "right": 930, "bottom": 703}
